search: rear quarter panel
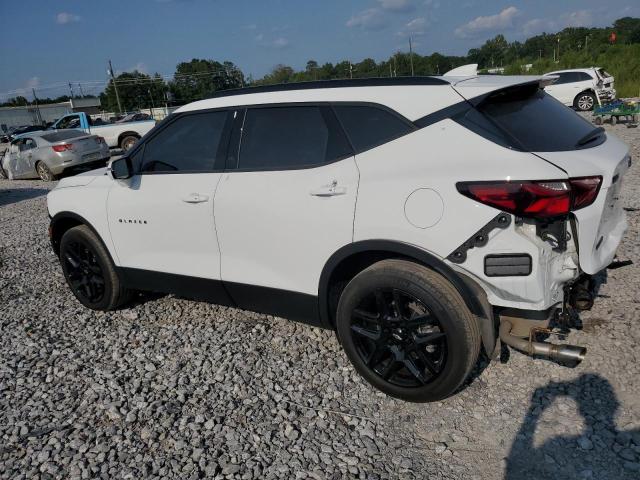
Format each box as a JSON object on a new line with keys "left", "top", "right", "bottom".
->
{"left": 353, "top": 119, "right": 567, "bottom": 257}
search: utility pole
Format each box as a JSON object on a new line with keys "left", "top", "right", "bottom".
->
{"left": 148, "top": 88, "right": 155, "bottom": 119}
{"left": 539, "top": 49, "right": 542, "bottom": 59}
{"left": 409, "top": 37, "right": 415, "bottom": 76}
{"left": 78, "top": 83, "right": 84, "bottom": 97}
{"left": 68, "top": 82, "right": 75, "bottom": 98}
{"left": 585, "top": 35, "right": 589, "bottom": 51}
{"left": 32, "top": 88, "right": 43, "bottom": 125}
{"left": 108, "top": 59, "right": 123, "bottom": 114}
{"left": 557, "top": 37, "right": 560, "bottom": 63}
{"left": 348, "top": 61, "right": 353, "bottom": 79}
{"left": 393, "top": 56, "right": 397, "bottom": 77}
{"left": 389, "top": 63, "right": 393, "bottom": 77}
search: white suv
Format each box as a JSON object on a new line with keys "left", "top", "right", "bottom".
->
{"left": 47, "top": 76, "right": 630, "bottom": 402}
{"left": 543, "top": 67, "right": 616, "bottom": 111}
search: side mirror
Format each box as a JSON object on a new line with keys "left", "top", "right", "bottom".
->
{"left": 109, "top": 156, "right": 133, "bottom": 179}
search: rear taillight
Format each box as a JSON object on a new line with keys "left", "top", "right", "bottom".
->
{"left": 569, "top": 176, "right": 602, "bottom": 211}
{"left": 52, "top": 144, "right": 73, "bottom": 152}
{"left": 457, "top": 176, "right": 602, "bottom": 219}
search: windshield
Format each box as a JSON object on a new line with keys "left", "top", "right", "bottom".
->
{"left": 41, "top": 130, "right": 86, "bottom": 143}
{"left": 475, "top": 84, "right": 604, "bottom": 152}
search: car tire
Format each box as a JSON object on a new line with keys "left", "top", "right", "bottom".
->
{"left": 119, "top": 135, "right": 139, "bottom": 152}
{"left": 59, "top": 225, "right": 133, "bottom": 311}
{"left": 573, "top": 92, "right": 596, "bottom": 111}
{"left": 335, "top": 259, "right": 481, "bottom": 402}
{"left": 594, "top": 116, "right": 603, "bottom": 126}
{"left": 36, "top": 161, "right": 56, "bottom": 181}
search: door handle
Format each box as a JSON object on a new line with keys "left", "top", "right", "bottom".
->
{"left": 310, "top": 180, "right": 347, "bottom": 197}
{"left": 182, "top": 193, "right": 209, "bottom": 203}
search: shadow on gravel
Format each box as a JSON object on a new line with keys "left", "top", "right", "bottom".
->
{"left": 0, "top": 188, "right": 48, "bottom": 207}
{"left": 505, "top": 374, "right": 640, "bottom": 479}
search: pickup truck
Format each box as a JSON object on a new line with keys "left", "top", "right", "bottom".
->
{"left": 50, "top": 112, "right": 156, "bottom": 151}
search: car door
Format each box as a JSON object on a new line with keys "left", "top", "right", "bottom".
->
{"left": 19, "top": 137, "right": 38, "bottom": 177}
{"left": 213, "top": 105, "right": 358, "bottom": 312}
{"left": 107, "top": 109, "right": 232, "bottom": 285}
{"left": 5, "top": 140, "right": 22, "bottom": 178}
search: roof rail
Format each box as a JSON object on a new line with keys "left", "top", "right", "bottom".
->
{"left": 209, "top": 76, "right": 449, "bottom": 98}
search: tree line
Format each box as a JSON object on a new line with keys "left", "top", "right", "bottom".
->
{"left": 3, "top": 16, "right": 640, "bottom": 110}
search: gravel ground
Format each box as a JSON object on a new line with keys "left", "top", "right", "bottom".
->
{"left": 1, "top": 117, "right": 639, "bottom": 480}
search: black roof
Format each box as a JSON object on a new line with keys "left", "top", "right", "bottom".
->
{"left": 210, "top": 76, "right": 449, "bottom": 98}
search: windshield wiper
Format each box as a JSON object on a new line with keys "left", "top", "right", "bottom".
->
{"left": 576, "top": 127, "right": 605, "bottom": 147}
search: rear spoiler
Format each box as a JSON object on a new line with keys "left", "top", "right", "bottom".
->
{"left": 453, "top": 77, "right": 559, "bottom": 107}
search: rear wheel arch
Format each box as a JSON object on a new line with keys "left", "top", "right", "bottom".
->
{"left": 573, "top": 90, "right": 597, "bottom": 111}
{"left": 319, "top": 241, "right": 492, "bottom": 330}
{"left": 118, "top": 132, "right": 140, "bottom": 150}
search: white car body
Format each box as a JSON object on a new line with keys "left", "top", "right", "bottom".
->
{"left": 47, "top": 75, "right": 630, "bottom": 355}
{"left": 543, "top": 67, "right": 616, "bottom": 109}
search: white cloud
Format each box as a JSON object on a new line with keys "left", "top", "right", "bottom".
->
{"left": 454, "top": 6, "right": 519, "bottom": 38}
{"left": 271, "top": 37, "right": 289, "bottom": 49}
{"left": 25, "top": 77, "right": 40, "bottom": 90}
{"left": 378, "top": 0, "right": 415, "bottom": 13}
{"left": 346, "top": 8, "right": 387, "bottom": 30}
{"left": 56, "top": 12, "right": 81, "bottom": 25}
{"left": 564, "top": 10, "right": 594, "bottom": 28}
{"left": 398, "top": 17, "right": 430, "bottom": 37}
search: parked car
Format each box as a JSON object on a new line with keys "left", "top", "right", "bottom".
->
{"left": 49, "top": 111, "right": 155, "bottom": 151}
{"left": 1, "top": 124, "right": 45, "bottom": 143}
{"left": 1, "top": 129, "right": 110, "bottom": 181}
{"left": 115, "top": 112, "right": 153, "bottom": 123}
{"left": 47, "top": 77, "right": 630, "bottom": 402}
{"left": 543, "top": 67, "right": 616, "bottom": 111}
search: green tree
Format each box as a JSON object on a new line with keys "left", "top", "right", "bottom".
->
{"left": 168, "top": 59, "right": 244, "bottom": 103}
{"left": 100, "top": 71, "right": 167, "bottom": 112}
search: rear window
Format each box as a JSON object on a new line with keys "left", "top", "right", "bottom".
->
{"left": 466, "top": 84, "right": 604, "bottom": 152}
{"left": 333, "top": 105, "right": 414, "bottom": 154}
{"left": 597, "top": 68, "right": 612, "bottom": 79}
{"left": 41, "top": 130, "right": 86, "bottom": 143}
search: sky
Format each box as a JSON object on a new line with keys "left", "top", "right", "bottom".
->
{"left": 1, "top": 0, "right": 639, "bottom": 101}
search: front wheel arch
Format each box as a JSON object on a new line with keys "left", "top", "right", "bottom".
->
{"left": 50, "top": 212, "right": 114, "bottom": 262}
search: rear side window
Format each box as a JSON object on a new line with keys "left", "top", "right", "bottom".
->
{"left": 41, "top": 130, "right": 85, "bottom": 142}
{"left": 474, "top": 85, "right": 602, "bottom": 152}
{"left": 333, "top": 105, "right": 414, "bottom": 153}
{"left": 141, "top": 111, "right": 228, "bottom": 173}
{"left": 238, "top": 106, "right": 351, "bottom": 170}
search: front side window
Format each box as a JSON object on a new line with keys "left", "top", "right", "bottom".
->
{"left": 333, "top": 105, "right": 414, "bottom": 154}
{"left": 140, "top": 111, "right": 229, "bottom": 173}
{"left": 238, "top": 106, "right": 351, "bottom": 170}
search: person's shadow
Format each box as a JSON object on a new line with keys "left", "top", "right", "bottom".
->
{"left": 505, "top": 374, "right": 640, "bottom": 479}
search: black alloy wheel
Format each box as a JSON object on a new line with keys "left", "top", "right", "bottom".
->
{"left": 59, "top": 225, "right": 133, "bottom": 310}
{"left": 350, "top": 288, "right": 447, "bottom": 387}
{"left": 336, "top": 259, "right": 481, "bottom": 402}
{"left": 63, "top": 240, "right": 106, "bottom": 304}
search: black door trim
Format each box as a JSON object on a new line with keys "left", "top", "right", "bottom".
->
{"left": 117, "top": 267, "right": 323, "bottom": 328}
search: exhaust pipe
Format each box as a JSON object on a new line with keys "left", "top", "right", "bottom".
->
{"left": 499, "top": 320, "right": 586, "bottom": 366}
